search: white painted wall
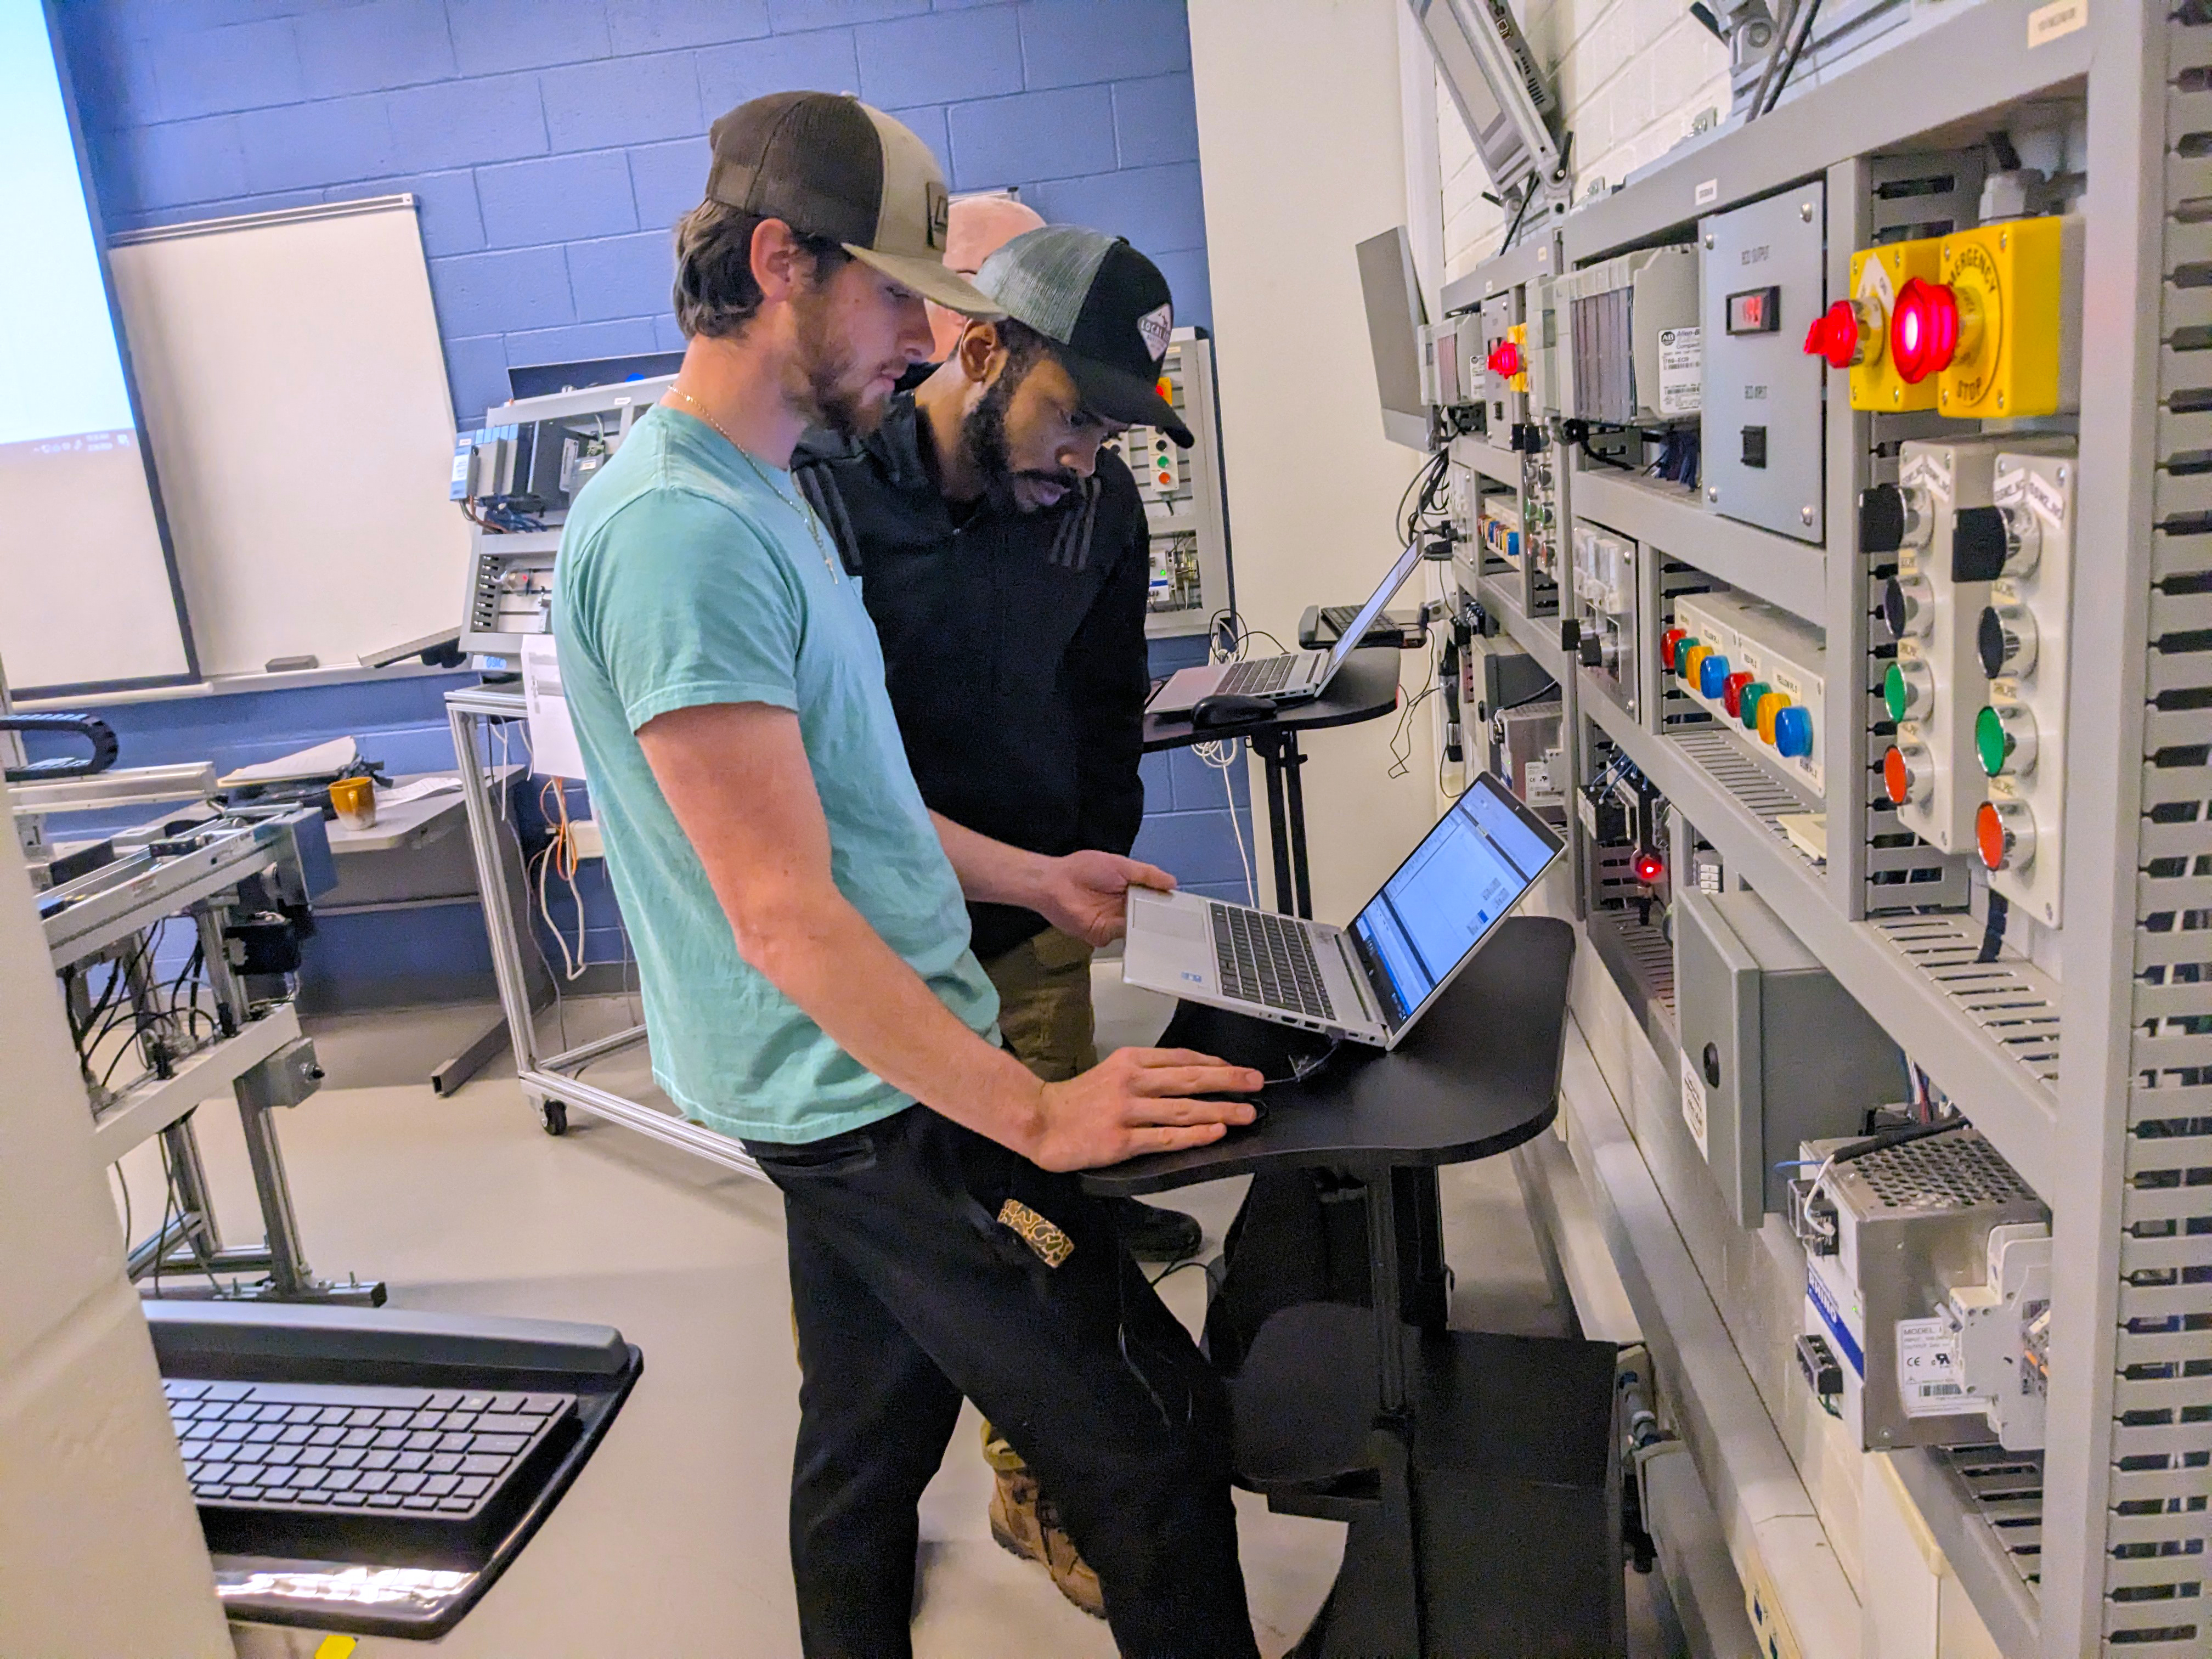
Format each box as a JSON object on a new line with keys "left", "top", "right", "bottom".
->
{"left": 0, "top": 797, "right": 230, "bottom": 1657}
{"left": 1188, "top": 0, "right": 1443, "bottom": 923}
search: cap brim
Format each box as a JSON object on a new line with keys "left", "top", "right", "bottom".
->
{"left": 1061, "top": 352, "right": 1194, "bottom": 446}
{"left": 845, "top": 246, "right": 1005, "bottom": 319}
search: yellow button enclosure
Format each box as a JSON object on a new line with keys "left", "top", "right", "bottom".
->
{"left": 1506, "top": 321, "right": 1529, "bottom": 392}
{"left": 1936, "top": 216, "right": 2074, "bottom": 419}
{"left": 1847, "top": 237, "right": 1943, "bottom": 412}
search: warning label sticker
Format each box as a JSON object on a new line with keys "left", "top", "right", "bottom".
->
{"left": 1658, "top": 327, "right": 1702, "bottom": 416}
{"left": 1680, "top": 1050, "right": 1709, "bottom": 1159}
{"left": 1896, "top": 1317, "right": 1974, "bottom": 1417}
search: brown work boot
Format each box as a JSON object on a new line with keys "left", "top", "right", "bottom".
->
{"left": 983, "top": 1430, "right": 1106, "bottom": 1621}
{"left": 987, "top": 1463, "right": 1048, "bottom": 1564}
{"left": 1038, "top": 1494, "right": 1106, "bottom": 1620}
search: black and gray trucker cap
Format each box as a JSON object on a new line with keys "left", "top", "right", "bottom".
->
{"left": 704, "top": 92, "right": 1002, "bottom": 320}
{"left": 974, "top": 225, "right": 1192, "bottom": 445}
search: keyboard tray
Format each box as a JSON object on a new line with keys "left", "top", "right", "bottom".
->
{"left": 146, "top": 1300, "right": 641, "bottom": 1640}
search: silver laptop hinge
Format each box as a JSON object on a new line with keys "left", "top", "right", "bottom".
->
{"left": 1335, "top": 930, "right": 1386, "bottom": 1031}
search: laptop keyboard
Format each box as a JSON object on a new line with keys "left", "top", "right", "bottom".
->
{"left": 1321, "top": 605, "right": 1367, "bottom": 635}
{"left": 1215, "top": 655, "right": 1296, "bottom": 696}
{"left": 1211, "top": 904, "right": 1335, "bottom": 1022}
{"left": 165, "top": 1377, "right": 572, "bottom": 1523}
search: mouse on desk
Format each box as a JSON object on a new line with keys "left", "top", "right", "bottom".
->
{"left": 1190, "top": 692, "right": 1274, "bottom": 728}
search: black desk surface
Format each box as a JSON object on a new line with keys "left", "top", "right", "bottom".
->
{"left": 1082, "top": 916, "right": 1575, "bottom": 1197}
{"left": 1142, "top": 645, "right": 1404, "bottom": 752}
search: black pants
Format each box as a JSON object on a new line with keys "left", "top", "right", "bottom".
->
{"left": 745, "top": 1105, "right": 1259, "bottom": 1659}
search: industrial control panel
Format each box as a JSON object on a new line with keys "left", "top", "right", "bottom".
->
{"left": 454, "top": 376, "right": 672, "bottom": 657}
{"left": 1665, "top": 592, "right": 1825, "bottom": 797}
{"left": 1700, "top": 185, "right": 1825, "bottom": 541}
{"left": 1097, "top": 327, "right": 1234, "bottom": 637}
{"left": 1437, "top": 10, "right": 2193, "bottom": 1649}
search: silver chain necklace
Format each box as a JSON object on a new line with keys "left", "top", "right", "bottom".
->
{"left": 669, "top": 387, "right": 839, "bottom": 582}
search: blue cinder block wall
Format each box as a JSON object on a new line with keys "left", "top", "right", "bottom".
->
{"left": 44, "top": 0, "right": 1252, "bottom": 1003}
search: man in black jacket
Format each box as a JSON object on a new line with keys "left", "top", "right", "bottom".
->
{"left": 795, "top": 224, "right": 1204, "bottom": 1616}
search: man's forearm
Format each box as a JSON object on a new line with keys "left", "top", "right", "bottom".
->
{"left": 734, "top": 879, "right": 1048, "bottom": 1154}
{"left": 932, "top": 811, "right": 1049, "bottom": 909}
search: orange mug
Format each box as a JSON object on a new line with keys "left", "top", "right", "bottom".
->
{"left": 329, "top": 776, "right": 376, "bottom": 830}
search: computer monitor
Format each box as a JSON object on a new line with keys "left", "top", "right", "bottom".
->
{"left": 1355, "top": 226, "right": 1432, "bottom": 452}
{"left": 507, "top": 352, "right": 686, "bottom": 400}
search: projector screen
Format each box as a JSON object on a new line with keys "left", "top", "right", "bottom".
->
{"left": 0, "top": 0, "right": 194, "bottom": 696}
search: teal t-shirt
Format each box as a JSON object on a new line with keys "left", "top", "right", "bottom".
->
{"left": 554, "top": 404, "right": 999, "bottom": 1143}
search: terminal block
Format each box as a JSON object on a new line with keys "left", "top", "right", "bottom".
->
{"left": 1869, "top": 436, "right": 2073, "bottom": 856}
{"left": 1665, "top": 592, "right": 1825, "bottom": 797}
{"left": 1969, "top": 446, "right": 2078, "bottom": 926}
{"left": 1943, "top": 1221, "right": 2052, "bottom": 1451}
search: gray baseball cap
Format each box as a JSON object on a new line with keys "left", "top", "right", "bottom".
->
{"left": 704, "top": 92, "right": 1003, "bottom": 320}
{"left": 974, "top": 225, "right": 1192, "bottom": 445}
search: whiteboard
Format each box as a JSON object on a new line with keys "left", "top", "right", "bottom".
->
{"left": 106, "top": 198, "right": 471, "bottom": 679}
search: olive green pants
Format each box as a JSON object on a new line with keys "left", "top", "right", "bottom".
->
{"left": 981, "top": 926, "right": 1099, "bottom": 1084}
{"left": 978, "top": 928, "right": 1097, "bottom": 1475}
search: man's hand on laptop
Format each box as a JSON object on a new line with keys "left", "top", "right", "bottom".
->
{"left": 1026, "top": 1047, "right": 1263, "bottom": 1172}
{"left": 1034, "top": 850, "right": 1175, "bottom": 946}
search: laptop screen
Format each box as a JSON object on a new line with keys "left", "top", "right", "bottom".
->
{"left": 1351, "top": 773, "right": 1564, "bottom": 1028}
{"left": 1322, "top": 536, "right": 1426, "bottom": 681}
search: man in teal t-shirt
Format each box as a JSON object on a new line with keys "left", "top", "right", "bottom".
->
{"left": 552, "top": 95, "right": 1263, "bottom": 1659}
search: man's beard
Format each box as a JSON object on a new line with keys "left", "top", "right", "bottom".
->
{"left": 788, "top": 286, "right": 889, "bottom": 442}
{"left": 958, "top": 359, "right": 1078, "bottom": 514}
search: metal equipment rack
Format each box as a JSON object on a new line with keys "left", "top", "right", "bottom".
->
{"left": 36, "top": 808, "right": 382, "bottom": 1304}
{"left": 1440, "top": 4, "right": 2203, "bottom": 1652}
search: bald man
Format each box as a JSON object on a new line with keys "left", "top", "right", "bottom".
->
{"left": 927, "top": 194, "right": 1045, "bottom": 359}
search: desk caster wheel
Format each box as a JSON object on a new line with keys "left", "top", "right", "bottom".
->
{"left": 540, "top": 1100, "right": 568, "bottom": 1136}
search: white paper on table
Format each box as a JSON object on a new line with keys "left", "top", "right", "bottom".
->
{"left": 378, "top": 775, "right": 464, "bottom": 806}
{"left": 520, "top": 634, "right": 587, "bottom": 780}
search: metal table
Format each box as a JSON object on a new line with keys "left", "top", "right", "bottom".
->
{"left": 445, "top": 685, "right": 762, "bottom": 1181}
{"left": 1142, "top": 646, "right": 1403, "bottom": 918}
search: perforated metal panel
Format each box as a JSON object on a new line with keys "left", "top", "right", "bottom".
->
{"left": 2087, "top": 12, "right": 2212, "bottom": 1648}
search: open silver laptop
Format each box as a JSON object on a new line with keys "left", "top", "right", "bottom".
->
{"left": 1124, "top": 772, "right": 1565, "bottom": 1049}
{"left": 1148, "top": 537, "right": 1425, "bottom": 715}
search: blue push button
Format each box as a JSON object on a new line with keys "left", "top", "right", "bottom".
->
{"left": 1773, "top": 704, "right": 1814, "bottom": 758}
{"left": 1697, "top": 654, "right": 1731, "bottom": 698}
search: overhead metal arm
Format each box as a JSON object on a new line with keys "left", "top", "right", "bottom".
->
{"left": 1407, "top": 0, "right": 1570, "bottom": 221}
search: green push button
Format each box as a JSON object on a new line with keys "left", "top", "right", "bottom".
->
{"left": 1883, "top": 663, "right": 1910, "bottom": 722}
{"left": 1975, "top": 703, "right": 2011, "bottom": 776}
{"left": 1740, "top": 682, "right": 1769, "bottom": 729}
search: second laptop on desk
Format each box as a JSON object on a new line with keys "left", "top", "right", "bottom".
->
{"left": 1147, "top": 537, "right": 1425, "bottom": 714}
{"left": 1123, "top": 771, "right": 1563, "bottom": 1050}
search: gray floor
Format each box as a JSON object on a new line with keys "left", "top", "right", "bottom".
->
{"left": 114, "top": 972, "right": 1668, "bottom": 1656}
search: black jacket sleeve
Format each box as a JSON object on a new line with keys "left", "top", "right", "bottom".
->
{"left": 1068, "top": 489, "right": 1152, "bottom": 856}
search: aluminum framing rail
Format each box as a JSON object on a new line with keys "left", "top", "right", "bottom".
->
{"left": 444, "top": 686, "right": 763, "bottom": 1183}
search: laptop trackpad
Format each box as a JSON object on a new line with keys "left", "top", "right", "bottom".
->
{"left": 1146, "top": 899, "right": 1209, "bottom": 943}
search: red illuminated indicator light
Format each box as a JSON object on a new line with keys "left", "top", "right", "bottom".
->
{"left": 1889, "top": 278, "right": 1960, "bottom": 384}
{"left": 1632, "top": 849, "right": 1666, "bottom": 884}
{"left": 1487, "top": 341, "right": 1523, "bottom": 379}
{"left": 1803, "top": 300, "right": 1861, "bottom": 368}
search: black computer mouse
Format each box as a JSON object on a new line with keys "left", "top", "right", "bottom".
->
{"left": 1191, "top": 692, "right": 1274, "bottom": 727}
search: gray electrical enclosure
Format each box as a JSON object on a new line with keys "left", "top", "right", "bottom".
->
{"left": 1699, "top": 185, "right": 1826, "bottom": 543}
{"left": 1675, "top": 886, "right": 1903, "bottom": 1226}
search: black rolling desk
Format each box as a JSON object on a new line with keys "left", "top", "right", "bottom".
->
{"left": 1144, "top": 646, "right": 1402, "bottom": 919}
{"left": 1086, "top": 918, "right": 1626, "bottom": 1657}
